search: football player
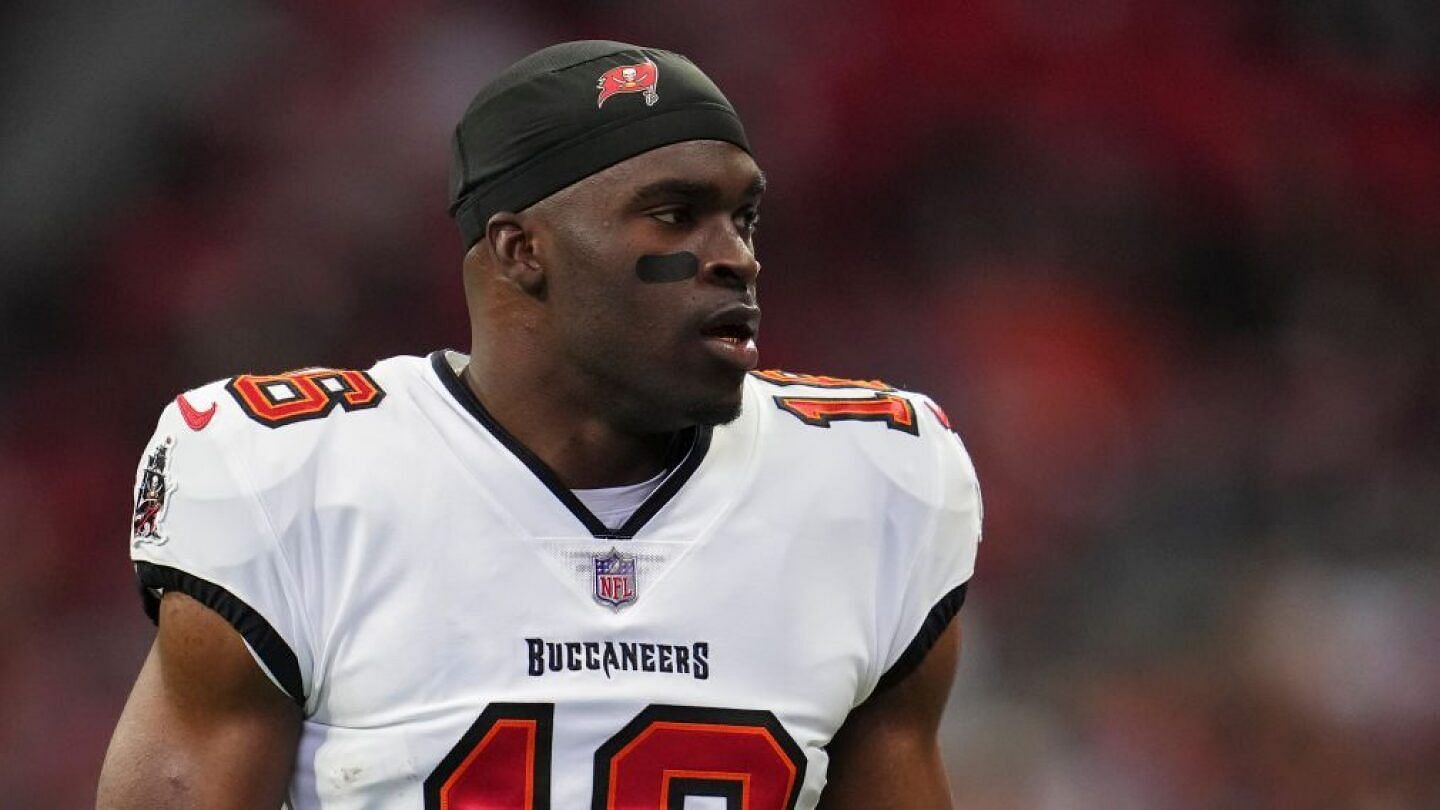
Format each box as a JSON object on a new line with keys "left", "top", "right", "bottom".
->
{"left": 98, "top": 40, "right": 982, "bottom": 809}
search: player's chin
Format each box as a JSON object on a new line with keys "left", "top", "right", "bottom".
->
{"left": 685, "top": 392, "right": 744, "bottom": 427}
{"left": 651, "top": 346, "right": 749, "bottom": 428}
{"left": 655, "top": 362, "right": 740, "bottom": 428}
{"left": 686, "top": 372, "right": 747, "bottom": 426}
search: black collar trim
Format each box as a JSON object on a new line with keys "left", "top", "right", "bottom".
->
{"left": 429, "top": 350, "right": 712, "bottom": 539}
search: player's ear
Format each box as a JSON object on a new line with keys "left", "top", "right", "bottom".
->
{"left": 485, "top": 212, "right": 546, "bottom": 297}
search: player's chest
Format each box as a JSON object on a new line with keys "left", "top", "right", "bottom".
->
{"left": 310, "top": 504, "right": 880, "bottom": 711}
{"left": 296, "top": 500, "right": 885, "bottom": 809}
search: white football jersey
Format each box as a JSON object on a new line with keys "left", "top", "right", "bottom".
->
{"left": 128, "top": 351, "right": 982, "bottom": 809}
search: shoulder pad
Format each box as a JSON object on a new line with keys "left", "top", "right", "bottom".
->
{"left": 158, "top": 358, "right": 415, "bottom": 491}
{"left": 748, "top": 369, "right": 966, "bottom": 504}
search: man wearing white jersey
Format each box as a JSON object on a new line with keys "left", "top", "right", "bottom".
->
{"left": 98, "top": 40, "right": 982, "bottom": 809}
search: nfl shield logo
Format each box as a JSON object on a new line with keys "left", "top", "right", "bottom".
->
{"left": 593, "top": 548, "right": 638, "bottom": 610}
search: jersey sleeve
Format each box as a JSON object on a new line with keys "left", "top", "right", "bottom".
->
{"left": 873, "top": 403, "right": 983, "bottom": 694}
{"left": 128, "top": 399, "right": 313, "bottom": 706}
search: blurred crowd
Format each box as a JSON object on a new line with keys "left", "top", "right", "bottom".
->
{"left": 2, "top": 1, "right": 1437, "bottom": 806}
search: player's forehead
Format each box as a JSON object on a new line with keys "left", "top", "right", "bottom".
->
{"left": 577, "top": 140, "right": 765, "bottom": 202}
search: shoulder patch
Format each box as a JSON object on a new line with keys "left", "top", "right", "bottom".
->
{"left": 132, "top": 436, "right": 176, "bottom": 546}
{"left": 225, "top": 367, "right": 385, "bottom": 428}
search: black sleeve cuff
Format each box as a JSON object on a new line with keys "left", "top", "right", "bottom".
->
{"left": 135, "top": 561, "right": 306, "bottom": 707}
{"left": 874, "top": 582, "right": 968, "bottom": 695}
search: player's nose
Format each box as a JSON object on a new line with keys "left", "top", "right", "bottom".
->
{"left": 698, "top": 225, "right": 760, "bottom": 292}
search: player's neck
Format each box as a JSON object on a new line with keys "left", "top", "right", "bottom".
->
{"left": 460, "top": 353, "right": 675, "bottom": 490}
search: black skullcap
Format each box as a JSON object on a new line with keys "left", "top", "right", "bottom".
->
{"left": 449, "top": 40, "right": 751, "bottom": 248}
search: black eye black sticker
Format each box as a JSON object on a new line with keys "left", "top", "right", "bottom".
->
{"left": 635, "top": 251, "right": 699, "bottom": 283}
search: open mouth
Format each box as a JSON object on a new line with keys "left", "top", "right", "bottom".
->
{"left": 700, "top": 322, "right": 756, "bottom": 346}
{"left": 698, "top": 305, "right": 761, "bottom": 370}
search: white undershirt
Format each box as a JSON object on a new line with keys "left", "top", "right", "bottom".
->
{"left": 572, "top": 470, "right": 666, "bottom": 530}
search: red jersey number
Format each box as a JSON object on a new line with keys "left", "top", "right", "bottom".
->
{"left": 423, "top": 703, "right": 806, "bottom": 810}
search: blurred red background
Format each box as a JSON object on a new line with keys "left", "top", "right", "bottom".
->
{"left": 2, "top": 1, "right": 1438, "bottom": 806}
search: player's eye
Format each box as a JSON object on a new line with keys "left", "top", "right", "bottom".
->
{"left": 735, "top": 208, "right": 760, "bottom": 236}
{"left": 650, "top": 207, "right": 691, "bottom": 225}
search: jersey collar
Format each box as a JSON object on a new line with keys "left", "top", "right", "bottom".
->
{"left": 428, "top": 350, "right": 713, "bottom": 540}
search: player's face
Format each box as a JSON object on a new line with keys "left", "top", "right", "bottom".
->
{"left": 530, "top": 140, "right": 765, "bottom": 432}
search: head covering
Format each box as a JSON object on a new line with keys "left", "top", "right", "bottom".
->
{"left": 449, "top": 40, "right": 751, "bottom": 248}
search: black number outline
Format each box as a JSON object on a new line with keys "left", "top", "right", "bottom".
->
{"left": 423, "top": 702, "right": 553, "bottom": 809}
{"left": 592, "top": 704, "right": 807, "bottom": 810}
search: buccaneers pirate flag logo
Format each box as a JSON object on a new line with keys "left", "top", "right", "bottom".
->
{"left": 596, "top": 60, "right": 659, "bottom": 108}
{"left": 132, "top": 436, "right": 176, "bottom": 546}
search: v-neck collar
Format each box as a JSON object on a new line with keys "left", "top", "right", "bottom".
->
{"left": 429, "top": 350, "right": 713, "bottom": 540}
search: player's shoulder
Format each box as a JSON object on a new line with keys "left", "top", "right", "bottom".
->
{"left": 744, "top": 368, "right": 975, "bottom": 501}
{"left": 745, "top": 368, "right": 957, "bottom": 445}
{"left": 748, "top": 367, "right": 950, "bottom": 432}
{"left": 148, "top": 353, "right": 430, "bottom": 473}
